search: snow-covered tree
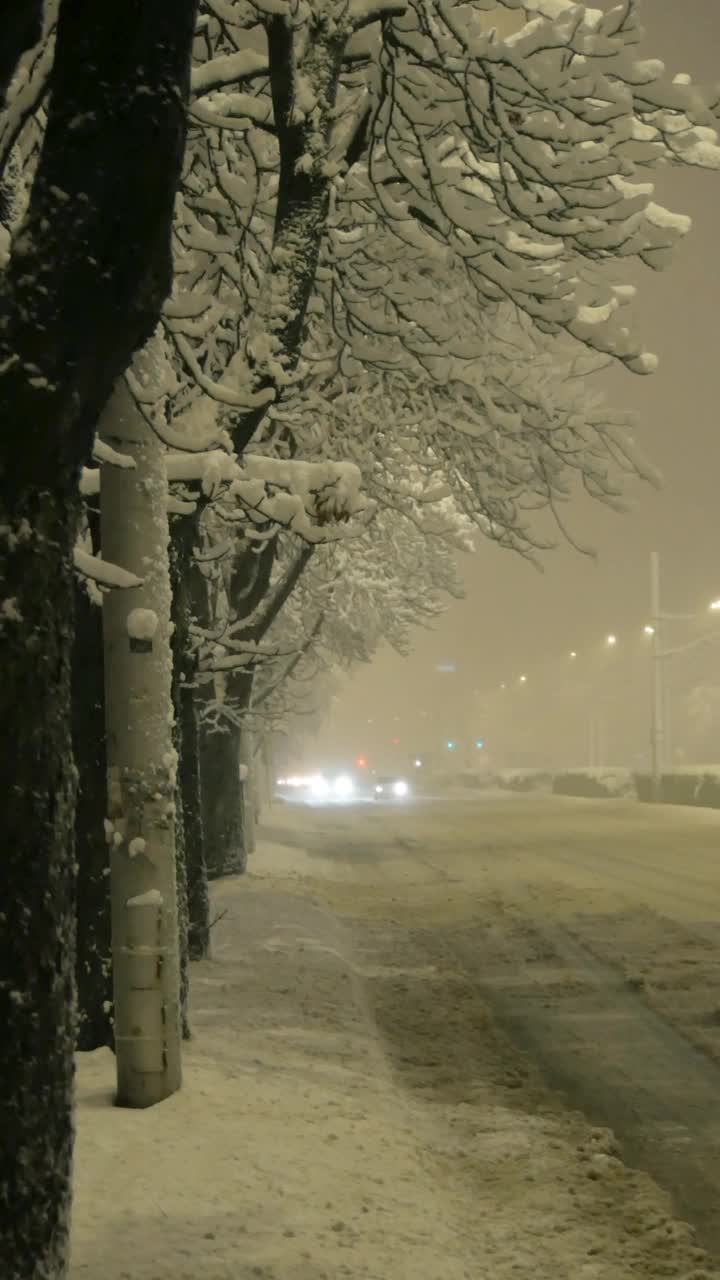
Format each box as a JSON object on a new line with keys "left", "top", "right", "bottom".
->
{"left": 168, "top": 446, "right": 371, "bottom": 875}
{"left": 0, "top": 5, "right": 199, "bottom": 1273}
{"left": 253, "top": 489, "right": 468, "bottom": 728}
{"left": 169, "top": 0, "right": 720, "bottom": 456}
{"left": 157, "top": 0, "right": 720, "bottom": 772}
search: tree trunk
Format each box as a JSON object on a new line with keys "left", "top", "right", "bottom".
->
{"left": 99, "top": 375, "right": 182, "bottom": 1108}
{"left": 172, "top": 737, "right": 191, "bottom": 1042}
{"left": 199, "top": 718, "right": 249, "bottom": 879}
{"left": 72, "top": 575, "right": 113, "bottom": 1052}
{"left": 198, "top": 662, "right": 256, "bottom": 878}
{"left": 241, "top": 727, "right": 257, "bottom": 855}
{"left": 182, "top": 685, "right": 210, "bottom": 958}
{"left": 171, "top": 516, "right": 210, "bottom": 961}
{"left": 0, "top": 488, "right": 78, "bottom": 1280}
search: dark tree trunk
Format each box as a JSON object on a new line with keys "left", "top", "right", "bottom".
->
{"left": 172, "top": 742, "right": 191, "bottom": 1042}
{"left": 0, "top": 491, "right": 78, "bottom": 1280}
{"left": 0, "top": 3, "right": 198, "bottom": 1273}
{"left": 171, "top": 516, "right": 210, "bottom": 960}
{"left": 242, "top": 729, "right": 258, "bottom": 854}
{"left": 170, "top": 517, "right": 205, "bottom": 1033}
{"left": 72, "top": 576, "right": 113, "bottom": 1052}
{"left": 199, "top": 716, "right": 249, "bottom": 879}
{"left": 181, "top": 681, "right": 210, "bottom": 958}
{"left": 188, "top": 545, "right": 250, "bottom": 881}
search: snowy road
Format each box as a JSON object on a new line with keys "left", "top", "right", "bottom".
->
{"left": 261, "top": 791, "right": 720, "bottom": 1255}
{"left": 71, "top": 790, "right": 720, "bottom": 1279}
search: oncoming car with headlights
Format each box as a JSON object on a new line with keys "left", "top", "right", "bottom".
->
{"left": 373, "top": 775, "right": 410, "bottom": 801}
{"left": 276, "top": 772, "right": 358, "bottom": 804}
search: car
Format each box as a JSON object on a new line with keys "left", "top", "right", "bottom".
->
{"left": 277, "top": 771, "right": 358, "bottom": 803}
{"left": 372, "top": 775, "right": 410, "bottom": 800}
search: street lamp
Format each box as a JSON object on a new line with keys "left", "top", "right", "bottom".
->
{"left": 649, "top": 551, "right": 665, "bottom": 801}
{"left": 606, "top": 634, "right": 617, "bottom": 647}
{"left": 644, "top": 625, "right": 655, "bottom": 636}
{"left": 519, "top": 674, "right": 527, "bottom": 684}
{"left": 570, "top": 650, "right": 577, "bottom": 659}
{"left": 710, "top": 599, "right": 720, "bottom": 612}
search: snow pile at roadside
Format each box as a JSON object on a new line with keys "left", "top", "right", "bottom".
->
{"left": 70, "top": 862, "right": 717, "bottom": 1280}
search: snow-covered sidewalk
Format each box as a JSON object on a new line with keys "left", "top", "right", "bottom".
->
{"left": 70, "top": 821, "right": 716, "bottom": 1279}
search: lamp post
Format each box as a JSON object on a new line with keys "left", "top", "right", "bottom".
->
{"left": 646, "top": 556, "right": 720, "bottom": 799}
{"left": 650, "top": 551, "right": 666, "bottom": 802}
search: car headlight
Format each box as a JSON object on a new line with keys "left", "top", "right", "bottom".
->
{"left": 375, "top": 784, "right": 384, "bottom": 793}
{"left": 333, "top": 774, "right": 354, "bottom": 799}
{"left": 309, "top": 774, "right": 330, "bottom": 798}
{"left": 392, "top": 780, "right": 409, "bottom": 797}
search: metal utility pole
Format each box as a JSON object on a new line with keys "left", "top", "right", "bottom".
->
{"left": 650, "top": 551, "right": 665, "bottom": 801}
{"left": 588, "top": 711, "right": 602, "bottom": 768}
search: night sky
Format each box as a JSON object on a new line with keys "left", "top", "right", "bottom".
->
{"left": 314, "top": 1, "right": 720, "bottom": 770}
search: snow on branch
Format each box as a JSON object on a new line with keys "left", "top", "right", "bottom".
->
{"left": 164, "top": 328, "right": 276, "bottom": 412}
{"left": 166, "top": 449, "right": 371, "bottom": 540}
{"left": 0, "top": 14, "right": 54, "bottom": 173}
{"left": 190, "top": 92, "right": 274, "bottom": 134}
{"left": 349, "top": 0, "right": 408, "bottom": 31}
{"left": 190, "top": 49, "right": 269, "bottom": 98}
{"left": 327, "top": 0, "right": 720, "bottom": 374}
{"left": 73, "top": 547, "right": 143, "bottom": 591}
{"left": 201, "top": 640, "right": 302, "bottom": 674}
{"left": 91, "top": 435, "right": 136, "bottom": 470}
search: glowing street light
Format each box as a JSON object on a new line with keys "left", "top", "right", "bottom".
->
{"left": 710, "top": 599, "right": 720, "bottom": 612}
{"left": 569, "top": 650, "right": 577, "bottom": 659}
{"left": 519, "top": 674, "right": 527, "bottom": 684}
{"left": 644, "top": 625, "right": 655, "bottom": 636}
{"left": 606, "top": 634, "right": 617, "bottom": 647}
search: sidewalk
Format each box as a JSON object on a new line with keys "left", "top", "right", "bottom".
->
{"left": 70, "top": 832, "right": 716, "bottom": 1280}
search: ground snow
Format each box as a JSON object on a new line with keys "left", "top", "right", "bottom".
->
{"left": 70, "top": 801, "right": 717, "bottom": 1280}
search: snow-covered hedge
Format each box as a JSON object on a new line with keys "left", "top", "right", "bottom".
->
{"left": 434, "top": 769, "right": 497, "bottom": 792}
{"left": 552, "top": 768, "right": 635, "bottom": 800}
{"left": 633, "top": 768, "right": 720, "bottom": 809}
{"left": 455, "top": 770, "right": 496, "bottom": 789}
{"left": 439, "top": 765, "right": 720, "bottom": 809}
{"left": 495, "top": 769, "right": 554, "bottom": 793}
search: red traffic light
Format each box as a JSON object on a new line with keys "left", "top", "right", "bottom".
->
{"left": 356, "top": 756, "right": 367, "bottom": 768}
